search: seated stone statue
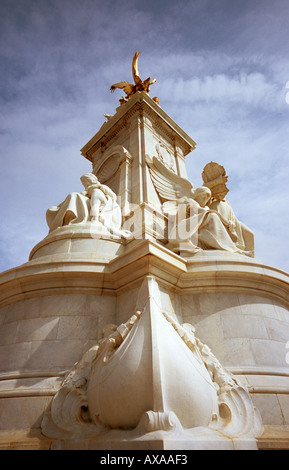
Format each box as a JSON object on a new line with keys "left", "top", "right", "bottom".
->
{"left": 209, "top": 198, "right": 254, "bottom": 255}
{"left": 147, "top": 156, "right": 254, "bottom": 257}
{"left": 202, "top": 162, "right": 254, "bottom": 256}
{"left": 167, "top": 186, "right": 253, "bottom": 256}
{"left": 46, "top": 173, "right": 131, "bottom": 238}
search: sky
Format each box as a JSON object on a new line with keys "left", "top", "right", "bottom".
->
{"left": 0, "top": 0, "right": 289, "bottom": 273}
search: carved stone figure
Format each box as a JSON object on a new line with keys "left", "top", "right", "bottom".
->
{"left": 202, "top": 162, "right": 255, "bottom": 255}
{"left": 46, "top": 173, "right": 131, "bottom": 238}
{"left": 110, "top": 51, "right": 156, "bottom": 101}
{"left": 147, "top": 156, "right": 254, "bottom": 257}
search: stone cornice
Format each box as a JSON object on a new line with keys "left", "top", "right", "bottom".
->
{"left": 0, "top": 240, "right": 288, "bottom": 309}
{"left": 80, "top": 92, "right": 197, "bottom": 161}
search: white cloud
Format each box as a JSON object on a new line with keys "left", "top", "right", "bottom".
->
{"left": 161, "top": 72, "right": 285, "bottom": 112}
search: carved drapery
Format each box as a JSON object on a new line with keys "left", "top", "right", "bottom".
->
{"left": 93, "top": 145, "right": 133, "bottom": 216}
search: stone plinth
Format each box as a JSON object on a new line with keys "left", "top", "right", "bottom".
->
{"left": 0, "top": 237, "right": 289, "bottom": 449}
{"left": 80, "top": 92, "right": 196, "bottom": 224}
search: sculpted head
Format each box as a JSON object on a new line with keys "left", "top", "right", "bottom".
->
{"left": 80, "top": 173, "right": 100, "bottom": 188}
{"left": 210, "top": 185, "right": 229, "bottom": 201}
{"left": 193, "top": 186, "right": 212, "bottom": 207}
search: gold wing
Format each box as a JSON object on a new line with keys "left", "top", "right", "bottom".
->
{"left": 132, "top": 51, "right": 142, "bottom": 85}
{"left": 110, "top": 81, "right": 134, "bottom": 93}
{"left": 146, "top": 156, "right": 194, "bottom": 203}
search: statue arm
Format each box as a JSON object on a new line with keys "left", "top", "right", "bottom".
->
{"left": 101, "top": 185, "right": 117, "bottom": 200}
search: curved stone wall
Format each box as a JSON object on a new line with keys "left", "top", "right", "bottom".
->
{"left": 0, "top": 241, "right": 288, "bottom": 448}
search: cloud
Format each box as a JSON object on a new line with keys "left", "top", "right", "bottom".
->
{"left": 162, "top": 72, "right": 284, "bottom": 111}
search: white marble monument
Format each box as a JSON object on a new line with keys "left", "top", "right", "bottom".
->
{"left": 0, "top": 53, "right": 289, "bottom": 450}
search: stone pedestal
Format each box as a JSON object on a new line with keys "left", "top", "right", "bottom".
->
{"left": 0, "top": 93, "right": 288, "bottom": 450}
{"left": 81, "top": 92, "right": 196, "bottom": 226}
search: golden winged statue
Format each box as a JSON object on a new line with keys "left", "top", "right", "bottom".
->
{"left": 110, "top": 51, "right": 156, "bottom": 101}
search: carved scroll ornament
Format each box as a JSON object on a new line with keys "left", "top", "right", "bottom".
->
{"left": 41, "top": 279, "right": 262, "bottom": 448}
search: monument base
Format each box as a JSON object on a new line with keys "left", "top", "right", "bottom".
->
{"left": 1, "top": 425, "right": 289, "bottom": 450}
{"left": 0, "top": 238, "right": 289, "bottom": 450}
{"left": 48, "top": 432, "right": 259, "bottom": 451}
